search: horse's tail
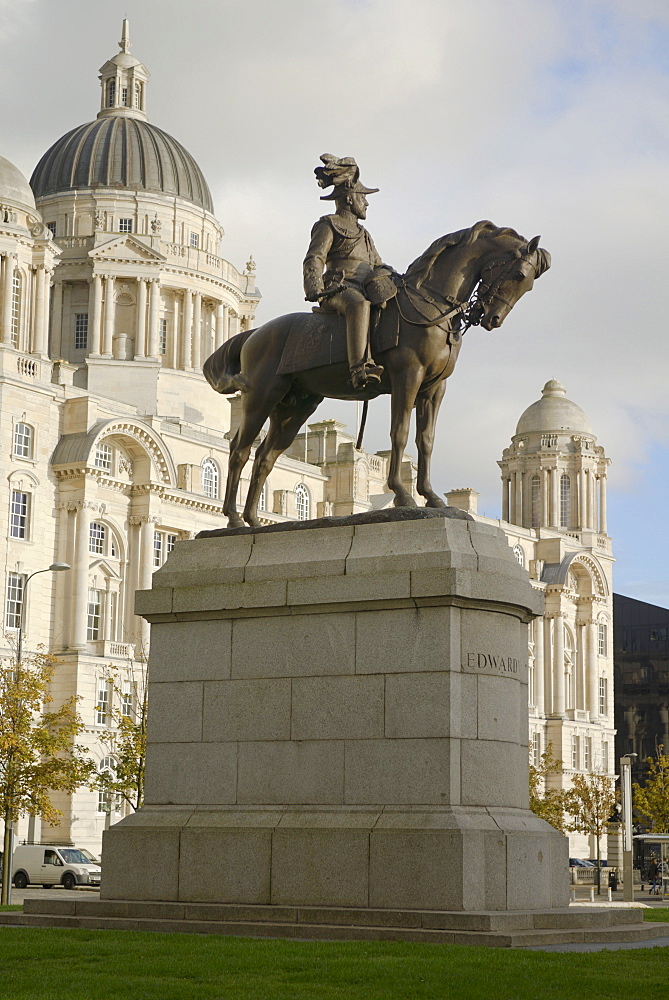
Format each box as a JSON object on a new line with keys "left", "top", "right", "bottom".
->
{"left": 203, "top": 329, "right": 254, "bottom": 394}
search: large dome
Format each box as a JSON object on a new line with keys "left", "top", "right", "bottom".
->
{"left": 516, "top": 379, "right": 593, "bottom": 436}
{"left": 0, "top": 154, "right": 36, "bottom": 210}
{"left": 30, "top": 117, "right": 213, "bottom": 213}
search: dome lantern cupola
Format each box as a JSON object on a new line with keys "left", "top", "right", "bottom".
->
{"left": 97, "top": 19, "right": 149, "bottom": 122}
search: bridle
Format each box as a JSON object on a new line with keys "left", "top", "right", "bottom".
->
{"left": 395, "top": 247, "right": 538, "bottom": 339}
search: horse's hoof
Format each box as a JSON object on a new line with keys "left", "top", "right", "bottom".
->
{"left": 244, "top": 515, "right": 261, "bottom": 528}
{"left": 226, "top": 515, "right": 245, "bottom": 529}
{"left": 393, "top": 496, "right": 418, "bottom": 508}
{"left": 424, "top": 496, "right": 447, "bottom": 509}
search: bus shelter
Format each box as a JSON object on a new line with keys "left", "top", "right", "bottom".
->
{"left": 634, "top": 835, "right": 669, "bottom": 898}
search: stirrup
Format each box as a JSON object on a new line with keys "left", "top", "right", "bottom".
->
{"left": 349, "top": 362, "right": 384, "bottom": 390}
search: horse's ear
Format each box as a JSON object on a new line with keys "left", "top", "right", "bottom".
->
{"left": 526, "top": 235, "right": 541, "bottom": 255}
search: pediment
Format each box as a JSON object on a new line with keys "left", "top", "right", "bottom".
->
{"left": 89, "top": 235, "right": 166, "bottom": 264}
{"left": 89, "top": 558, "right": 120, "bottom": 580}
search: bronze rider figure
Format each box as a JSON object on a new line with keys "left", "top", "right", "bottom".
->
{"left": 303, "top": 154, "right": 395, "bottom": 391}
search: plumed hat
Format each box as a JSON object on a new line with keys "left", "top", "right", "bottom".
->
{"left": 315, "top": 153, "right": 379, "bottom": 201}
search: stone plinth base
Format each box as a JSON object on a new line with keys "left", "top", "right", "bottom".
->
{"left": 8, "top": 898, "right": 667, "bottom": 949}
{"left": 103, "top": 510, "right": 568, "bottom": 911}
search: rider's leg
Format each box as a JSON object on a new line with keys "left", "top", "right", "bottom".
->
{"left": 328, "top": 288, "right": 383, "bottom": 388}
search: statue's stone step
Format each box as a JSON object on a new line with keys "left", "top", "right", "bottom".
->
{"left": 0, "top": 900, "right": 665, "bottom": 949}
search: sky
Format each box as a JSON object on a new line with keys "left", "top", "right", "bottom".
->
{"left": 1, "top": 0, "right": 667, "bottom": 606}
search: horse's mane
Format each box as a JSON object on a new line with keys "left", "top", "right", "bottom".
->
{"left": 405, "top": 220, "right": 527, "bottom": 288}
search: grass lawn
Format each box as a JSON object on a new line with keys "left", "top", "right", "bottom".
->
{"left": 0, "top": 922, "right": 669, "bottom": 1000}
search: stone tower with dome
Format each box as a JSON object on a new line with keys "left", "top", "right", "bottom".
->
{"left": 448, "top": 380, "right": 615, "bottom": 856}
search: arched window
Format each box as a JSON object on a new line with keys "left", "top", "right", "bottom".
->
{"left": 202, "top": 458, "right": 219, "bottom": 498}
{"left": 560, "top": 474, "right": 571, "bottom": 528}
{"left": 134, "top": 82, "right": 142, "bottom": 109}
{"left": 11, "top": 270, "right": 21, "bottom": 347}
{"left": 295, "top": 483, "right": 310, "bottom": 521}
{"left": 107, "top": 79, "right": 116, "bottom": 107}
{"left": 513, "top": 544, "right": 525, "bottom": 568}
{"left": 530, "top": 474, "right": 541, "bottom": 528}
{"left": 13, "top": 422, "right": 34, "bottom": 459}
{"left": 94, "top": 442, "right": 113, "bottom": 471}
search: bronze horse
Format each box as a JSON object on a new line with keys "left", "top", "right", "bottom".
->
{"left": 204, "top": 221, "right": 550, "bottom": 528}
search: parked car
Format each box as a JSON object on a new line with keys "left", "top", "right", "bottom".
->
{"left": 11, "top": 845, "right": 101, "bottom": 889}
{"left": 569, "top": 858, "right": 595, "bottom": 867}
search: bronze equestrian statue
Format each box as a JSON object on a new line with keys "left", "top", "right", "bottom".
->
{"left": 204, "top": 163, "right": 551, "bottom": 530}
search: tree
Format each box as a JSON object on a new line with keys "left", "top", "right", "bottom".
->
{"left": 633, "top": 746, "right": 669, "bottom": 833}
{"left": 93, "top": 659, "right": 148, "bottom": 814}
{"left": 529, "top": 741, "right": 569, "bottom": 832}
{"left": 0, "top": 647, "right": 93, "bottom": 904}
{"left": 565, "top": 771, "right": 616, "bottom": 893}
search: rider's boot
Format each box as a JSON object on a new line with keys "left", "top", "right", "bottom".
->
{"left": 345, "top": 297, "right": 384, "bottom": 390}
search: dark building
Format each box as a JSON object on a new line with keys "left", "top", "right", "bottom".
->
{"left": 614, "top": 593, "right": 669, "bottom": 784}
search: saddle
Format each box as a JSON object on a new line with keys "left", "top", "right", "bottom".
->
{"left": 277, "top": 302, "right": 399, "bottom": 376}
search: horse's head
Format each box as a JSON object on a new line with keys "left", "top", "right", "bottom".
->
{"left": 474, "top": 235, "right": 551, "bottom": 331}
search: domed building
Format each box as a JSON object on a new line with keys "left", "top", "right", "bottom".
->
{"left": 0, "top": 21, "right": 402, "bottom": 854}
{"left": 447, "top": 380, "right": 615, "bottom": 857}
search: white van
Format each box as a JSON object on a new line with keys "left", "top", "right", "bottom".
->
{"left": 12, "top": 845, "right": 101, "bottom": 890}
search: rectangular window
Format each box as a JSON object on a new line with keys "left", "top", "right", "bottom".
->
{"left": 121, "top": 680, "right": 134, "bottom": 718}
{"left": 531, "top": 732, "right": 541, "bottom": 768}
{"left": 121, "top": 86, "right": 128, "bottom": 106}
{"left": 190, "top": 232, "right": 199, "bottom": 248}
{"left": 87, "top": 589, "right": 102, "bottom": 641}
{"left": 166, "top": 533, "right": 177, "bottom": 555}
{"left": 601, "top": 741, "right": 609, "bottom": 771}
{"left": 13, "top": 422, "right": 33, "bottom": 459}
{"left": 153, "top": 530, "right": 163, "bottom": 568}
{"left": 584, "top": 737, "right": 592, "bottom": 771}
{"left": 5, "top": 572, "right": 25, "bottom": 630}
{"left": 94, "top": 442, "right": 113, "bottom": 471}
{"left": 571, "top": 735, "right": 579, "bottom": 770}
{"left": 47, "top": 222, "right": 56, "bottom": 238}
{"left": 96, "top": 676, "right": 110, "bottom": 724}
{"left": 119, "top": 218, "right": 133, "bottom": 233}
{"left": 74, "top": 313, "right": 88, "bottom": 350}
{"left": 159, "top": 318, "right": 168, "bottom": 355}
{"left": 11, "top": 271, "right": 20, "bottom": 346}
{"left": 89, "top": 521, "right": 106, "bottom": 555}
{"left": 10, "top": 490, "right": 30, "bottom": 539}
{"left": 598, "top": 623, "right": 607, "bottom": 656}
{"left": 599, "top": 677, "right": 607, "bottom": 716}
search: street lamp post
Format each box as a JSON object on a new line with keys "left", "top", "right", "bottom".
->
{"left": 621, "top": 753, "right": 638, "bottom": 903}
{"left": 1, "top": 562, "right": 70, "bottom": 905}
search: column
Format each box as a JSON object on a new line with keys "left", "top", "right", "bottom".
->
{"left": 501, "top": 476, "right": 509, "bottom": 521}
{"left": 192, "top": 291, "right": 202, "bottom": 369}
{"left": 514, "top": 471, "right": 523, "bottom": 526}
{"left": 181, "top": 290, "right": 193, "bottom": 370}
{"left": 550, "top": 467, "right": 559, "bottom": 527}
{"left": 215, "top": 301, "right": 226, "bottom": 350}
{"left": 534, "top": 613, "right": 545, "bottom": 714}
{"left": 103, "top": 587, "right": 113, "bottom": 642}
{"left": 579, "top": 468, "right": 587, "bottom": 528}
{"left": 88, "top": 274, "right": 103, "bottom": 356}
{"left": 147, "top": 278, "right": 161, "bottom": 359}
{"left": 588, "top": 472, "right": 596, "bottom": 531}
{"left": 50, "top": 280, "right": 64, "bottom": 358}
{"left": 102, "top": 275, "right": 115, "bottom": 356}
{"left": 586, "top": 620, "right": 598, "bottom": 718}
{"left": 2, "top": 253, "right": 16, "bottom": 343}
{"left": 553, "top": 613, "right": 565, "bottom": 715}
{"left": 599, "top": 475, "right": 607, "bottom": 534}
{"left": 32, "top": 265, "right": 46, "bottom": 355}
{"left": 135, "top": 277, "right": 147, "bottom": 358}
{"left": 543, "top": 617, "right": 553, "bottom": 715}
{"left": 71, "top": 501, "right": 92, "bottom": 650}
{"left": 170, "top": 292, "right": 180, "bottom": 369}
{"left": 138, "top": 516, "right": 158, "bottom": 650}
{"left": 541, "top": 467, "right": 549, "bottom": 526}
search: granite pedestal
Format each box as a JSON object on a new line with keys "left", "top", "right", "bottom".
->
{"left": 101, "top": 510, "right": 568, "bottom": 911}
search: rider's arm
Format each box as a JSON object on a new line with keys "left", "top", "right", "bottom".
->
{"left": 303, "top": 220, "right": 334, "bottom": 301}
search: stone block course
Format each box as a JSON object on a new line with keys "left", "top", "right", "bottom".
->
{"left": 237, "top": 740, "right": 345, "bottom": 804}
{"left": 144, "top": 742, "right": 237, "bottom": 805}
{"left": 231, "top": 612, "right": 355, "bottom": 678}
{"left": 203, "top": 677, "right": 291, "bottom": 741}
{"left": 291, "top": 675, "right": 384, "bottom": 740}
